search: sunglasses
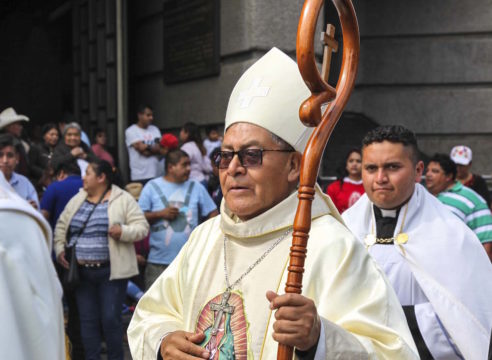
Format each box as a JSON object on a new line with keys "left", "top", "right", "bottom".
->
{"left": 212, "top": 148, "right": 294, "bottom": 169}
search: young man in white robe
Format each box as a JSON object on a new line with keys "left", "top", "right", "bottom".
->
{"left": 0, "top": 171, "right": 65, "bottom": 359}
{"left": 127, "top": 48, "right": 419, "bottom": 359}
{"left": 342, "top": 125, "right": 492, "bottom": 360}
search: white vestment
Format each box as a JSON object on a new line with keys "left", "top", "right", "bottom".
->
{"left": 0, "top": 172, "right": 65, "bottom": 360}
{"left": 128, "top": 185, "right": 418, "bottom": 359}
{"left": 343, "top": 183, "right": 492, "bottom": 360}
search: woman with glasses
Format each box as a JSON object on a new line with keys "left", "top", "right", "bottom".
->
{"left": 54, "top": 159, "right": 149, "bottom": 360}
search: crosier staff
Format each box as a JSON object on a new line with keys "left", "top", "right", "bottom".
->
{"left": 277, "top": 0, "right": 359, "bottom": 359}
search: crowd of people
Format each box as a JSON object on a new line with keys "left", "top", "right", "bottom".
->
{"left": 0, "top": 104, "right": 225, "bottom": 360}
{"left": 325, "top": 142, "right": 492, "bottom": 253}
{"left": 1, "top": 48, "right": 492, "bottom": 360}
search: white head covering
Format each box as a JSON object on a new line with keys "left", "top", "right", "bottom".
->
{"left": 0, "top": 107, "right": 29, "bottom": 130}
{"left": 224, "top": 48, "right": 312, "bottom": 152}
{"left": 450, "top": 145, "right": 472, "bottom": 165}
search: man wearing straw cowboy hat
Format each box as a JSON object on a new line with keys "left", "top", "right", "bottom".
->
{"left": 128, "top": 48, "right": 418, "bottom": 359}
{"left": 0, "top": 107, "right": 30, "bottom": 177}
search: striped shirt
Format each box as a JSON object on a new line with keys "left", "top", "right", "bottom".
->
{"left": 437, "top": 182, "right": 492, "bottom": 243}
{"left": 68, "top": 200, "right": 110, "bottom": 261}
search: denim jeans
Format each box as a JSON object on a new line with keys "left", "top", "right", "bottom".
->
{"left": 75, "top": 266, "right": 127, "bottom": 360}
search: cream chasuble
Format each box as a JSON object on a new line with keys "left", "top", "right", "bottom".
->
{"left": 128, "top": 185, "right": 418, "bottom": 359}
{"left": 0, "top": 172, "right": 65, "bottom": 360}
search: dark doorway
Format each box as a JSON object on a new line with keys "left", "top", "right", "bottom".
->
{"left": 0, "top": 0, "right": 73, "bottom": 143}
{"left": 319, "top": 112, "right": 378, "bottom": 188}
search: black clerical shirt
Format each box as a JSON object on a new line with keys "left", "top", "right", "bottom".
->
{"left": 373, "top": 205, "right": 401, "bottom": 240}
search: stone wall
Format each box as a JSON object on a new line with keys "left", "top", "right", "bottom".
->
{"left": 131, "top": 0, "right": 492, "bottom": 175}
{"left": 349, "top": 0, "right": 492, "bottom": 174}
{"left": 130, "top": 0, "right": 312, "bottom": 129}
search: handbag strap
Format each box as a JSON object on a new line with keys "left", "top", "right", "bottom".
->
{"left": 71, "top": 186, "right": 110, "bottom": 246}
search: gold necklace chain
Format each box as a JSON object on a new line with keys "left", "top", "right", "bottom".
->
{"left": 365, "top": 203, "right": 409, "bottom": 247}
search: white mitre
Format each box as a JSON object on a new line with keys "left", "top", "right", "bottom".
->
{"left": 225, "top": 47, "right": 312, "bottom": 152}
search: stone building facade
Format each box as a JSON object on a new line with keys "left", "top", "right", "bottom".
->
{"left": 130, "top": 0, "right": 492, "bottom": 178}
{"left": 1, "top": 0, "right": 491, "bottom": 179}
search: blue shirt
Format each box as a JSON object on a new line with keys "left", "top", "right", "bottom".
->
{"left": 81, "top": 131, "right": 91, "bottom": 147}
{"left": 9, "top": 172, "right": 39, "bottom": 208}
{"left": 40, "top": 175, "right": 83, "bottom": 229}
{"left": 138, "top": 177, "right": 217, "bottom": 265}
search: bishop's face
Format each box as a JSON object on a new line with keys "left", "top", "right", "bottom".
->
{"left": 362, "top": 141, "right": 423, "bottom": 210}
{"left": 219, "top": 123, "right": 300, "bottom": 221}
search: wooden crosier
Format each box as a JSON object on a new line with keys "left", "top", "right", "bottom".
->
{"left": 277, "top": 0, "right": 359, "bottom": 359}
{"left": 321, "top": 24, "right": 338, "bottom": 82}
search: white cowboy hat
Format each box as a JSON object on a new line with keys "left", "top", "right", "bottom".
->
{"left": 0, "top": 107, "right": 29, "bottom": 130}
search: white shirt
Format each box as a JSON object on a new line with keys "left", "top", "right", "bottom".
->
{"left": 125, "top": 124, "right": 162, "bottom": 181}
{"left": 9, "top": 172, "right": 39, "bottom": 208}
{"left": 181, "top": 141, "right": 212, "bottom": 182}
{"left": 203, "top": 138, "right": 222, "bottom": 157}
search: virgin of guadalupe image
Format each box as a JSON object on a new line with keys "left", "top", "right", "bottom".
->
{"left": 197, "top": 291, "right": 250, "bottom": 359}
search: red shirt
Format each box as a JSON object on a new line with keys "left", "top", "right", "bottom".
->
{"left": 325, "top": 177, "right": 365, "bottom": 214}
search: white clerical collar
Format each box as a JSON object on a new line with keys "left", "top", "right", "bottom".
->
{"left": 343, "top": 177, "right": 363, "bottom": 185}
{"left": 380, "top": 208, "right": 397, "bottom": 218}
{"left": 220, "top": 184, "right": 341, "bottom": 239}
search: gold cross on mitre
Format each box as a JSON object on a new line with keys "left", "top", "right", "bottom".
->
{"left": 320, "top": 24, "right": 339, "bottom": 82}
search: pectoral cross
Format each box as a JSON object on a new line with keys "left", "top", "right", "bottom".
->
{"left": 320, "top": 24, "right": 339, "bottom": 82}
{"left": 210, "top": 290, "right": 235, "bottom": 336}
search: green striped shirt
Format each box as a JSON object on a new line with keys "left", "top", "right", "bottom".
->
{"left": 437, "top": 182, "right": 492, "bottom": 243}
